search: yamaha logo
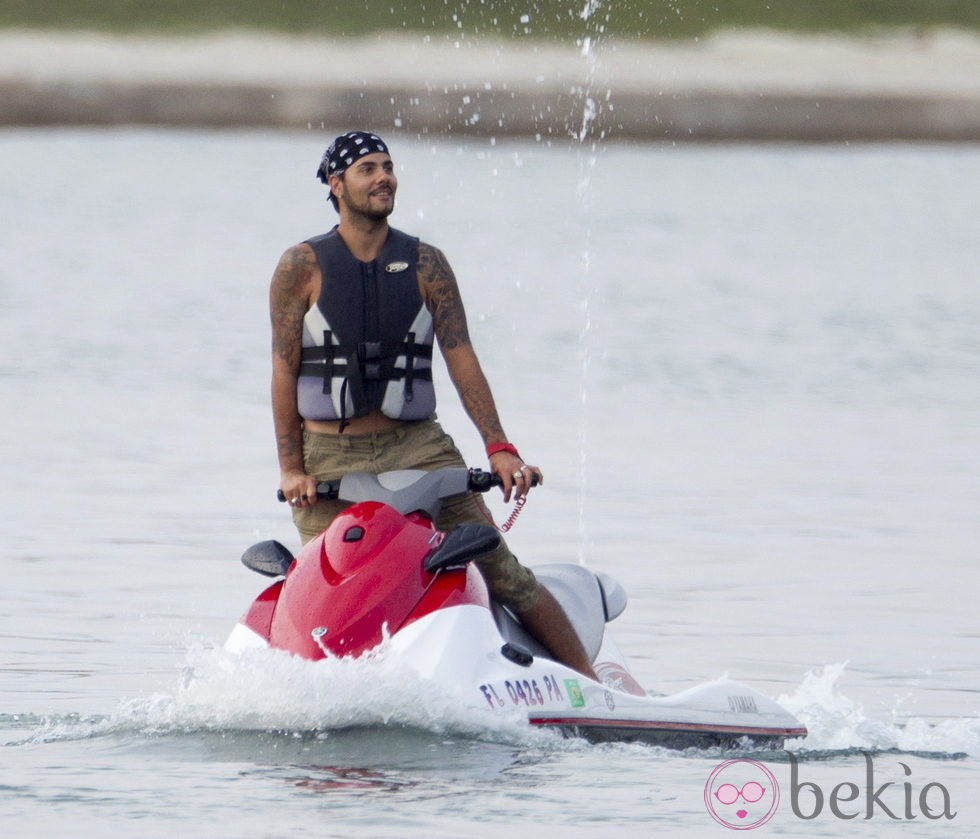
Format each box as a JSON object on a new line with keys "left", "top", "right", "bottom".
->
{"left": 385, "top": 261, "right": 409, "bottom": 273}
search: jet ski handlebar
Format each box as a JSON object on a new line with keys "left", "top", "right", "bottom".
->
{"left": 276, "top": 467, "right": 533, "bottom": 503}
{"left": 276, "top": 482, "right": 341, "bottom": 503}
{"left": 469, "top": 469, "right": 539, "bottom": 489}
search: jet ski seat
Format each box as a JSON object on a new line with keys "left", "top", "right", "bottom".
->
{"left": 490, "top": 563, "right": 627, "bottom": 665}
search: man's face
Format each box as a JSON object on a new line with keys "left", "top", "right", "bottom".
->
{"left": 330, "top": 152, "right": 397, "bottom": 220}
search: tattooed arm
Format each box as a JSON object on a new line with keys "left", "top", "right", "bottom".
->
{"left": 418, "top": 242, "right": 542, "bottom": 499}
{"left": 270, "top": 243, "right": 319, "bottom": 507}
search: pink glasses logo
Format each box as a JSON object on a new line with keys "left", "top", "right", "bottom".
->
{"left": 705, "top": 759, "right": 780, "bottom": 830}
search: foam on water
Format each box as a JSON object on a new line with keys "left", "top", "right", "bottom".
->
{"left": 14, "top": 651, "right": 978, "bottom": 760}
{"left": 18, "top": 641, "right": 567, "bottom": 750}
{"left": 779, "top": 663, "right": 980, "bottom": 758}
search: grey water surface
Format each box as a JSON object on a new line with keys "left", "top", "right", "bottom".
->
{"left": 1, "top": 130, "right": 978, "bottom": 837}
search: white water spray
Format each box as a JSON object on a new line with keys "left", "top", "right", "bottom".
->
{"left": 574, "top": 0, "right": 609, "bottom": 565}
{"left": 778, "top": 663, "right": 980, "bottom": 756}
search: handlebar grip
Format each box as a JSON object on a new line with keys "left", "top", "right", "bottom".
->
{"left": 276, "top": 481, "right": 339, "bottom": 503}
{"left": 277, "top": 470, "right": 536, "bottom": 501}
{"left": 467, "top": 469, "right": 539, "bottom": 492}
{"left": 467, "top": 469, "right": 500, "bottom": 492}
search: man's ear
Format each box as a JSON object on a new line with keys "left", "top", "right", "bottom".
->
{"left": 328, "top": 173, "right": 343, "bottom": 203}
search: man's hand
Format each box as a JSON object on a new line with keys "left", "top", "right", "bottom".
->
{"left": 280, "top": 469, "right": 318, "bottom": 508}
{"left": 489, "top": 451, "right": 544, "bottom": 503}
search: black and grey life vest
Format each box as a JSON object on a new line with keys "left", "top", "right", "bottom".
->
{"left": 297, "top": 226, "right": 436, "bottom": 426}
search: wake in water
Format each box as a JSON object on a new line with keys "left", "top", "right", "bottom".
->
{"left": 14, "top": 640, "right": 565, "bottom": 749}
{"left": 11, "top": 649, "right": 979, "bottom": 760}
{"left": 778, "top": 663, "right": 980, "bottom": 758}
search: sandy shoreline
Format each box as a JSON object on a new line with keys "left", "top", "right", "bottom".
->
{"left": 3, "top": 28, "right": 980, "bottom": 139}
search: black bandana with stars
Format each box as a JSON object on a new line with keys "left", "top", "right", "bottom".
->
{"left": 316, "top": 131, "right": 390, "bottom": 184}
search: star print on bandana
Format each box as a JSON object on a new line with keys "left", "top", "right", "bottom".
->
{"left": 316, "top": 131, "right": 389, "bottom": 183}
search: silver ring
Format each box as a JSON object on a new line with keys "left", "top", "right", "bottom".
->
{"left": 512, "top": 471, "right": 523, "bottom": 480}
{"left": 291, "top": 497, "right": 300, "bottom": 504}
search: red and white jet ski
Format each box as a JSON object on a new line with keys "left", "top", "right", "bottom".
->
{"left": 225, "top": 467, "right": 807, "bottom": 749}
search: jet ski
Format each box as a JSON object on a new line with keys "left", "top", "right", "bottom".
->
{"left": 225, "top": 467, "right": 807, "bottom": 749}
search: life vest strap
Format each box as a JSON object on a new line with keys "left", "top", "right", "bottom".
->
{"left": 300, "top": 338, "right": 433, "bottom": 428}
{"left": 298, "top": 361, "right": 433, "bottom": 384}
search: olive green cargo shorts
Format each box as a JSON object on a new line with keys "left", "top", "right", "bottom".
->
{"left": 292, "top": 417, "right": 539, "bottom": 613}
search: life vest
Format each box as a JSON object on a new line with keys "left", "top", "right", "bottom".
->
{"left": 297, "top": 226, "right": 436, "bottom": 426}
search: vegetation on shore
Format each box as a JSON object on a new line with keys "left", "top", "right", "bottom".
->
{"left": 2, "top": 0, "right": 979, "bottom": 40}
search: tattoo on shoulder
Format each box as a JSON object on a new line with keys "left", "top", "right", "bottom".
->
{"left": 270, "top": 245, "right": 316, "bottom": 365}
{"left": 418, "top": 242, "right": 471, "bottom": 351}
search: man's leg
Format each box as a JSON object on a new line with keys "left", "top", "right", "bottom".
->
{"left": 410, "top": 421, "right": 598, "bottom": 679}
{"left": 291, "top": 429, "right": 372, "bottom": 543}
{"left": 516, "top": 587, "right": 598, "bottom": 680}
{"left": 437, "top": 488, "right": 600, "bottom": 679}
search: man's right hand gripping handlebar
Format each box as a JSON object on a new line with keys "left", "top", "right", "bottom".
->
{"left": 485, "top": 443, "right": 543, "bottom": 503}
{"left": 278, "top": 470, "right": 316, "bottom": 508}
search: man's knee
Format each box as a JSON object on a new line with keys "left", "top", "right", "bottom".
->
{"left": 476, "top": 548, "right": 540, "bottom": 613}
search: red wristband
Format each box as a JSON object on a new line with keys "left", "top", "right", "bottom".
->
{"left": 486, "top": 442, "right": 521, "bottom": 459}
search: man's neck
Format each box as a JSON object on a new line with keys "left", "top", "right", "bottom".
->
{"left": 336, "top": 215, "right": 390, "bottom": 263}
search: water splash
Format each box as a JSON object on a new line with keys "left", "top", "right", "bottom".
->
{"left": 576, "top": 0, "right": 605, "bottom": 144}
{"left": 11, "top": 657, "right": 978, "bottom": 761}
{"left": 16, "top": 641, "right": 569, "bottom": 749}
{"left": 573, "top": 0, "right": 610, "bottom": 564}
{"left": 778, "top": 663, "right": 980, "bottom": 757}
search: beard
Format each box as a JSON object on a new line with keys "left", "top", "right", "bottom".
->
{"left": 340, "top": 189, "right": 395, "bottom": 222}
